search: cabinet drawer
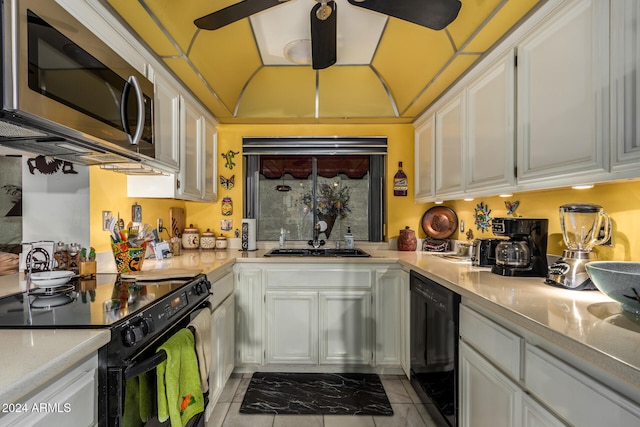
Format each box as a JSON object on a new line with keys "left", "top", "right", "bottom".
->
{"left": 265, "top": 267, "right": 372, "bottom": 289}
{"left": 459, "top": 304, "right": 522, "bottom": 379}
{"left": 0, "top": 354, "right": 97, "bottom": 427}
{"left": 525, "top": 344, "right": 640, "bottom": 426}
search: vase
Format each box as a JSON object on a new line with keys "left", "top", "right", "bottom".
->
{"left": 319, "top": 214, "right": 337, "bottom": 239}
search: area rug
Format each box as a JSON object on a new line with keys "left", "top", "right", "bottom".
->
{"left": 239, "top": 372, "right": 394, "bottom": 416}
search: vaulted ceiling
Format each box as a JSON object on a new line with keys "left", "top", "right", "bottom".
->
{"left": 104, "top": 0, "right": 543, "bottom": 124}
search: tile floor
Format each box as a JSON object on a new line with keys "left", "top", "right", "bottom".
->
{"left": 206, "top": 373, "right": 440, "bottom": 427}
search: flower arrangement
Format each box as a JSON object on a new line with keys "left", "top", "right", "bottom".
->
{"left": 302, "top": 182, "right": 351, "bottom": 220}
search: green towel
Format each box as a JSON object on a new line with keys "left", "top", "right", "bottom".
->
{"left": 123, "top": 372, "right": 153, "bottom": 427}
{"left": 157, "top": 328, "right": 204, "bottom": 427}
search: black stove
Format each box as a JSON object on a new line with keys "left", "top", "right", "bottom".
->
{"left": 0, "top": 272, "right": 212, "bottom": 426}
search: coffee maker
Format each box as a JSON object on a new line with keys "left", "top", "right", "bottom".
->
{"left": 491, "top": 217, "right": 549, "bottom": 277}
{"left": 546, "top": 204, "right": 611, "bottom": 290}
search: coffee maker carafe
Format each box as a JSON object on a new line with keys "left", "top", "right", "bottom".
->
{"left": 491, "top": 218, "right": 549, "bottom": 277}
{"left": 546, "top": 204, "right": 611, "bottom": 290}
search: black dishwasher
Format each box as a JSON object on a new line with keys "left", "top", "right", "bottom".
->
{"left": 410, "top": 270, "right": 460, "bottom": 427}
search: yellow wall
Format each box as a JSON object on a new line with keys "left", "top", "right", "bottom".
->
{"left": 89, "top": 167, "right": 185, "bottom": 252}
{"left": 442, "top": 180, "right": 640, "bottom": 261}
{"left": 88, "top": 123, "right": 640, "bottom": 262}
{"left": 185, "top": 123, "right": 427, "bottom": 241}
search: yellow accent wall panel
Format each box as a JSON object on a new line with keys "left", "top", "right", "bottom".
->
{"left": 446, "top": 0, "right": 504, "bottom": 49}
{"left": 237, "top": 67, "right": 316, "bottom": 118}
{"left": 318, "top": 66, "right": 396, "bottom": 118}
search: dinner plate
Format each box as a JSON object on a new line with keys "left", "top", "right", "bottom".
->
{"left": 421, "top": 206, "right": 458, "bottom": 239}
{"left": 30, "top": 271, "right": 75, "bottom": 288}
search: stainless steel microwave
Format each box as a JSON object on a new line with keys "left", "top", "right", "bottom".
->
{"left": 0, "top": 0, "right": 155, "bottom": 166}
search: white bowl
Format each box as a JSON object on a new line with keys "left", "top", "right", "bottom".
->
{"left": 30, "top": 271, "right": 75, "bottom": 288}
{"left": 585, "top": 261, "right": 640, "bottom": 315}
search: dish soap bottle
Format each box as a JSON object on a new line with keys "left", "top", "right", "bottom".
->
{"left": 393, "top": 162, "right": 408, "bottom": 196}
{"left": 344, "top": 227, "right": 354, "bottom": 249}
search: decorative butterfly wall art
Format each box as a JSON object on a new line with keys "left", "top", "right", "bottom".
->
{"left": 505, "top": 200, "right": 520, "bottom": 216}
{"left": 220, "top": 175, "right": 235, "bottom": 190}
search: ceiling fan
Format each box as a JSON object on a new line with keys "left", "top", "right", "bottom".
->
{"left": 194, "top": 0, "right": 462, "bottom": 70}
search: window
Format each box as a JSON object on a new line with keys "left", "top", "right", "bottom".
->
{"left": 244, "top": 137, "right": 386, "bottom": 243}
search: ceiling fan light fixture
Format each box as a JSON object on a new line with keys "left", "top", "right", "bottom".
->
{"left": 283, "top": 39, "right": 312, "bottom": 65}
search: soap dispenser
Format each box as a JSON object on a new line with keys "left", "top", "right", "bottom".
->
{"left": 344, "top": 227, "right": 354, "bottom": 249}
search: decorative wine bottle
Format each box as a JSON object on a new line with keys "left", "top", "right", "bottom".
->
{"left": 393, "top": 162, "right": 408, "bottom": 196}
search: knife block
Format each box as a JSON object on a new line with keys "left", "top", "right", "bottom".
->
{"left": 79, "top": 261, "right": 97, "bottom": 277}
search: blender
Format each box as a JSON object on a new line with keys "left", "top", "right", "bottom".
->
{"left": 546, "top": 204, "right": 611, "bottom": 290}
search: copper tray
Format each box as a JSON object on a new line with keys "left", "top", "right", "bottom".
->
{"left": 421, "top": 206, "right": 458, "bottom": 239}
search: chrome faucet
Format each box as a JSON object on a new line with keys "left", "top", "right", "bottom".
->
{"left": 308, "top": 223, "right": 325, "bottom": 249}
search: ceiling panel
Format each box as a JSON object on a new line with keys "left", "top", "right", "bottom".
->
{"left": 318, "top": 66, "right": 396, "bottom": 118}
{"left": 237, "top": 66, "right": 316, "bottom": 118}
{"left": 105, "top": 0, "right": 544, "bottom": 124}
{"left": 190, "top": 21, "right": 263, "bottom": 113}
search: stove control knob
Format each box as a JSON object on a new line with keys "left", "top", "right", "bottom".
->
{"left": 194, "top": 280, "right": 210, "bottom": 296}
{"left": 123, "top": 325, "right": 142, "bottom": 347}
{"left": 140, "top": 317, "right": 154, "bottom": 334}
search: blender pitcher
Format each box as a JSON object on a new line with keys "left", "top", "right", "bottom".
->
{"left": 559, "top": 204, "right": 611, "bottom": 251}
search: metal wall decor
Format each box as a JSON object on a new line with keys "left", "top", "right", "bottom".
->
{"left": 220, "top": 175, "right": 235, "bottom": 190}
{"left": 221, "top": 150, "right": 239, "bottom": 170}
{"left": 474, "top": 202, "right": 492, "bottom": 232}
{"left": 505, "top": 200, "right": 520, "bottom": 216}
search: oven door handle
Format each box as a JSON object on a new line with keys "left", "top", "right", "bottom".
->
{"left": 124, "top": 350, "right": 166, "bottom": 380}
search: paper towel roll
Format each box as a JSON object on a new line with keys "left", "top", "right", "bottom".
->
{"left": 241, "top": 219, "right": 257, "bottom": 251}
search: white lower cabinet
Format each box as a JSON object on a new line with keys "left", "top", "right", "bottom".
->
{"left": 265, "top": 291, "right": 318, "bottom": 364}
{"left": 319, "top": 291, "right": 371, "bottom": 365}
{"left": 460, "top": 302, "right": 640, "bottom": 426}
{"left": 234, "top": 263, "right": 403, "bottom": 370}
{"left": 0, "top": 354, "right": 98, "bottom": 427}
{"left": 459, "top": 340, "right": 522, "bottom": 427}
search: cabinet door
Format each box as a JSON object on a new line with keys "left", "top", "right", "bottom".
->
{"left": 266, "top": 291, "right": 318, "bottom": 364}
{"left": 435, "top": 91, "right": 466, "bottom": 198}
{"left": 466, "top": 51, "right": 516, "bottom": 193}
{"left": 234, "top": 267, "right": 263, "bottom": 365}
{"left": 319, "top": 291, "right": 371, "bottom": 365}
{"left": 459, "top": 340, "right": 522, "bottom": 427}
{"left": 151, "top": 69, "right": 180, "bottom": 170}
{"left": 414, "top": 114, "right": 435, "bottom": 202}
{"left": 203, "top": 117, "right": 218, "bottom": 202}
{"left": 222, "top": 294, "right": 235, "bottom": 380}
{"left": 611, "top": 0, "right": 640, "bottom": 172}
{"left": 178, "top": 97, "right": 204, "bottom": 200}
{"left": 375, "top": 268, "right": 403, "bottom": 366}
{"left": 522, "top": 394, "right": 566, "bottom": 427}
{"left": 516, "top": 0, "right": 609, "bottom": 186}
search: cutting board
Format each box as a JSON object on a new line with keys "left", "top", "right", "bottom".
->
{"left": 121, "top": 268, "right": 202, "bottom": 281}
{"left": 169, "top": 207, "right": 185, "bottom": 238}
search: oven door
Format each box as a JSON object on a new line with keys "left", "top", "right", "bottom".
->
{"left": 103, "top": 304, "right": 210, "bottom": 427}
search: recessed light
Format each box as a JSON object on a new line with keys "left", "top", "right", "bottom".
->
{"left": 499, "top": 193, "right": 513, "bottom": 197}
{"left": 572, "top": 184, "right": 594, "bottom": 190}
{"left": 283, "top": 39, "right": 312, "bottom": 65}
{"left": 463, "top": 198, "right": 474, "bottom": 201}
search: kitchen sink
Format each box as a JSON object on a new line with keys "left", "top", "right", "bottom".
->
{"left": 264, "top": 248, "right": 371, "bottom": 257}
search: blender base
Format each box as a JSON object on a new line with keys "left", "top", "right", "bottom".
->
{"left": 546, "top": 250, "right": 597, "bottom": 290}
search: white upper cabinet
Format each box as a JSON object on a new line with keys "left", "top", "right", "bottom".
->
{"left": 610, "top": 0, "right": 640, "bottom": 174}
{"left": 516, "top": 0, "right": 610, "bottom": 188}
{"left": 149, "top": 68, "right": 180, "bottom": 171}
{"left": 414, "top": 114, "right": 435, "bottom": 202}
{"left": 466, "top": 51, "right": 516, "bottom": 195}
{"left": 203, "top": 119, "right": 218, "bottom": 202}
{"left": 435, "top": 91, "right": 466, "bottom": 199}
{"left": 178, "top": 98, "right": 205, "bottom": 200}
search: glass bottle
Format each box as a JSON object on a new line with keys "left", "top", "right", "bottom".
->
{"left": 393, "top": 162, "right": 408, "bottom": 196}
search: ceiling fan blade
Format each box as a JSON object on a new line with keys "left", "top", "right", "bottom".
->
{"left": 194, "top": 0, "right": 288, "bottom": 30}
{"left": 347, "top": 0, "right": 461, "bottom": 30}
{"left": 311, "top": 1, "right": 337, "bottom": 70}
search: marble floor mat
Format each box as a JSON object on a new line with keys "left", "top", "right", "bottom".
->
{"left": 239, "top": 372, "right": 394, "bottom": 416}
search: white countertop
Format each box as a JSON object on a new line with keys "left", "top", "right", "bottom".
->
{"left": 1, "top": 247, "right": 638, "bottom": 405}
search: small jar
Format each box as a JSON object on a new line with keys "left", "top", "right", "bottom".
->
{"left": 182, "top": 225, "right": 200, "bottom": 250}
{"left": 398, "top": 226, "right": 417, "bottom": 251}
{"left": 215, "top": 236, "right": 228, "bottom": 250}
{"left": 200, "top": 229, "right": 216, "bottom": 250}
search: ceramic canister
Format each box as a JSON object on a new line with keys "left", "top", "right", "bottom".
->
{"left": 398, "top": 226, "right": 417, "bottom": 251}
{"left": 215, "top": 236, "right": 228, "bottom": 250}
{"left": 200, "top": 229, "right": 216, "bottom": 250}
{"left": 182, "top": 224, "right": 200, "bottom": 249}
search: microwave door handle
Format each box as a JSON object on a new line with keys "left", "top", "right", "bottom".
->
{"left": 123, "top": 349, "right": 167, "bottom": 380}
{"left": 119, "top": 76, "right": 145, "bottom": 146}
